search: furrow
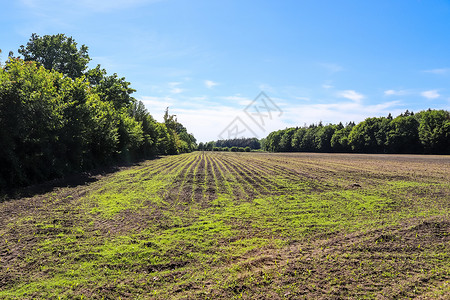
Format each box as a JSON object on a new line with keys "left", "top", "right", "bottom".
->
{"left": 220, "top": 154, "right": 272, "bottom": 195}
{"left": 160, "top": 153, "right": 199, "bottom": 204}
{"left": 210, "top": 153, "right": 250, "bottom": 200}
{"left": 223, "top": 154, "right": 287, "bottom": 194}
{"left": 208, "top": 154, "right": 234, "bottom": 196}
{"left": 217, "top": 154, "right": 262, "bottom": 198}
{"left": 175, "top": 153, "right": 203, "bottom": 204}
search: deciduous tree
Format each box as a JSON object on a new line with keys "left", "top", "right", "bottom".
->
{"left": 18, "top": 33, "right": 90, "bottom": 79}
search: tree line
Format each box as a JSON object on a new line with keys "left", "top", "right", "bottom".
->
{"left": 0, "top": 34, "right": 196, "bottom": 189}
{"left": 198, "top": 138, "right": 261, "bottom": 152}
{"left": 263, "top": 110, "right": 450, "bottom": 154}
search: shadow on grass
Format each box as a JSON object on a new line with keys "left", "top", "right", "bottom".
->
{"left": 0, "top": 156, "right": 162, "bottom": 202}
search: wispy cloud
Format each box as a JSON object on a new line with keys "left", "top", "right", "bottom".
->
{"left": 421, "top": 90, "right": 440, "bottom": 99}
{"left": 337, "top": 90, "right": 365, "bottom": 102}
{"left": 77, "top": 0, "right": 158, "bottom": 12}
{"left": 20, "top": 0, "right": 159, "bottom": 13}
{"left": 166, "top": 81, "right": 184, "bottom": 94}
{"left": 322, "top": 84, "right": 334, "bottom": 89}
{"left": 220, "top": 95, "right": 253, "bottom": 106}
{"left": 140, "top": 95, "right": 247, "bottom": 141}
{"left": 384, "top": 89, "right": 408, "bottom": 96}
{"left": 140, "top": 92, "right": 404, "bottom": 142}
{"left": 140, "top": 95, "right": 174, "bottom": 120}
{"left": 168, "top": 82, "right": 182, "bottom": 87}
{"left": 258, "top": 83, "right": 276, "bottom": 93}
{"left": 282, "top": 99, "right": 402, "bottom": 128}
{"left": 170, "top": 87, "right": 184, "bottom": 94}
{"left": 187, "top": 96, "right": 208, "bottom": 101}
{"left": 205, "top": 80, "right": 218, "bottom": 89}
{"left": 423, "top": 68, "right": 450, "bottom": 75}
{"left": 320, "top": 63, "right": 343, "bottom": 74}
{"left": 294, "top": 96, "right": 310, "bottom": 101}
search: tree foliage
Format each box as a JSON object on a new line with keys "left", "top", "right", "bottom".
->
{"left": 0, "top": 34, "right": 196, "bottom": 189}
{"left": 86, "top": 65, "right": 136, "bottom": 110}
{"left": 18, "top": 33, "right": 90, "bottom": 79}
{"left": 263, "top": 111, "right": 450, "bottom": 154}
{"left": 212, "top": 138, "right": 261, "bottom": 150}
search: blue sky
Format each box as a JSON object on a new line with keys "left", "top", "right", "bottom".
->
{"left": 2, "top": 0, "right": 450, "bottom": 142}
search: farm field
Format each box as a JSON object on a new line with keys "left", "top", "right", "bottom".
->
{"left": 0, "top": 152, "right": 449, "bottom": 299}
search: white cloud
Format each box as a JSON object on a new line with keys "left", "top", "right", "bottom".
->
{"left": 424, "top": 68, "right": 450, "bottom": 75}
{"left": 168, "top": 82, "right": 182, "bottom": 87}
{"left": 20, "top": 0, "right": 160, "bottom": 13}
{"left": 187, "top": 96, "right": 208, "bottom": 101}
{"left": 77, "top": 0, "right": 157, "bottom": 11}
{"left": 140, "top": 99, "right": 249, "bottom": 142}
{"left": 140, "top": 92, "right": 286, "bottom": 141}
{"left": 205, "top": 80, "right": 218, "bottom": 89}
{"left": 337, "top": 90, "right": 365, "bottom": 102}
{"left": 384, "top": 89, "right": 408, "bottom": 96}
{"left": 173, "top": 107, "right": 248, "bottom": 142}
{"left": 282, "top": 100, "right": 402, "bottom": 128}
{"left": 139, "top": 96, "right": 175, "bottom": 121}
{"left": 164, "top": 82, "right": 186, "bottom": 94}
{"left": 320, "top": 63, "right": 343, "bottom": 73}
{"left": 221, "top": 95, "right": 253, "bottom": 106}
{"left": 175, "top": 105, "right": 288, "bottom": 142}
{"left": 140, "top": 92, "right": 405, "bottom": 143}
{"left": 170, "top": 87, "right": 184, "bottom": 94}
{"left": 258, "top": 83, "right": 276, "bottom": 93}
{"left": 322, "top": 84, "right": 334, "bottom": 89}
{"left": 421, "top": 90, "right": 440, "bottom": 99}
{"left": 294, "top": 97, "right": 310, "bottom": 101}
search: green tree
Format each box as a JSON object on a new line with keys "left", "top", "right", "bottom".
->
{"left": 129, "top": 100, "right": 158, "bottom": 156}
{"left": 153, "top": 123, "right": 170, "bottom": 155}
{"left": 300, "top": 126, "right": 319, "bottom": 152}
{"left": 1, "top": 37, "right": 198, "bottom": 189}
{"left": 386, "top": 115, "right": 421, "bottom": 153}
{"left": 0, "top": 59, "right": 66, "bottom": 186}
{"left": 264, "top": 130, "right": 283, "bottom": 152}
{"left": 84, "top": 95, "right": 120, "bottom": 166}
{"left": 279, "top": 128, "right": 296, "bottom": 152}
{"left": 348, "top": 117, "right": 390, "bottom": 153}
{"left": 291, "top": 127, "right": 307, "bottom": 151}
{"left": 87, "top": 65, "right": 136, "bottom": 110}
{"left": 117, "top": 113, "right": 144, "bottom": 161}
{"left": 162, "top": 107, "right": 196, "bottom": 153}
{"left": 18, "top": 33, "right": 90, "bottom": 79}
{"left": 262, "top": 112, "right": 449, "bottom": 155}
{"left": 417, "top": 109, "right": 450, "bottom": 153}
{"left": 214, "top": 138, "right": 260, "bottom": 149}
{"left": 315, "top": 124, "right": 337, "bottom": 152}
{"left": 205, "top": 141, "right": 215, "bottom": 151}
{"left": 330, "top": 123, "right": 352, "bottom": 152}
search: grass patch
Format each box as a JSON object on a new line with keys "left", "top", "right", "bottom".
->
{"left": 0, "top": 152, "right": 449, "bottom": 299}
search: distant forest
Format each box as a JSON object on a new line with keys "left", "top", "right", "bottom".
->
{"left": 263, "top": 110, "right": 450, "bottom": 154}
{"left": 198, "top": 138, "right": 261, "bottom": 152}
{"left": 0, "top": 34, "right": 196, "bottom": 189}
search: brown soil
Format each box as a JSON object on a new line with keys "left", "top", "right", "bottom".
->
{"left": 0, "top": 152, "right": 449, "bottom": 299}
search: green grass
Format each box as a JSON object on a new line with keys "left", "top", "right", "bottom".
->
{"left": 0, "top": 152, "right": 449, "bottom": 299}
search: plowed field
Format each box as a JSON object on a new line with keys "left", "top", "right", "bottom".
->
{"left": 1, "top": 152, "right": 449, "bottom": 299}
